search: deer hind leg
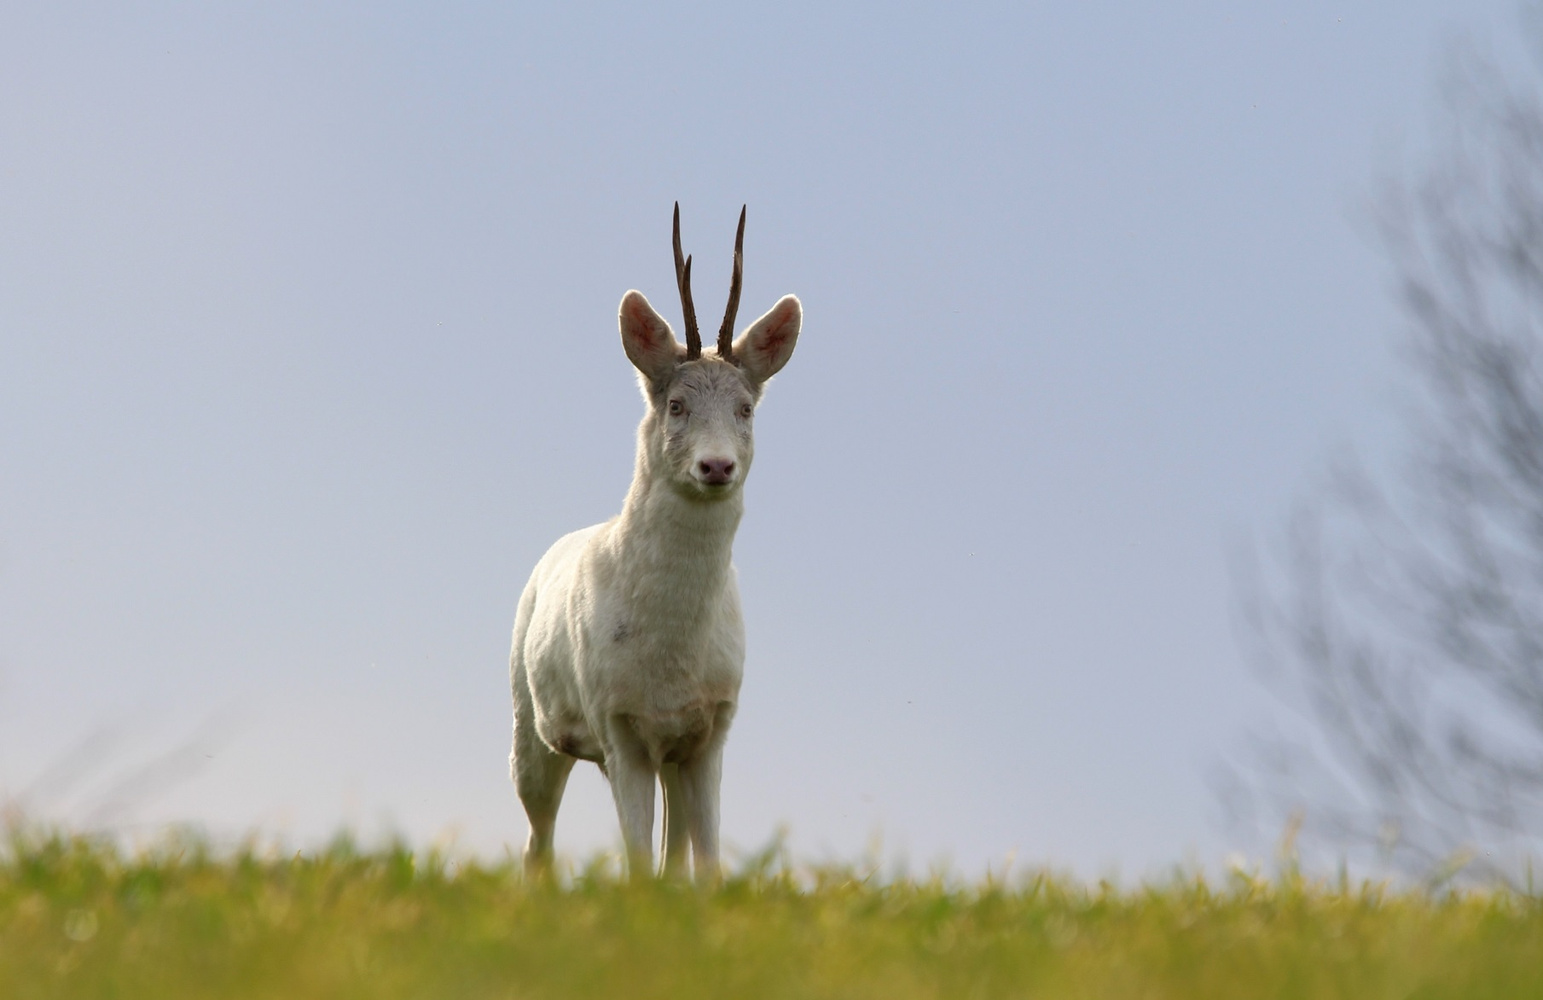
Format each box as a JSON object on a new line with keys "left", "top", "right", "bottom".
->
{"left": 513, "top": 741, "right": 574, "bottom": 878}
{"left": 659, "top": 762, "right": 690, "bottom": 878}
{"left": 511, "top": 673, "right": 574, "bottom": 878}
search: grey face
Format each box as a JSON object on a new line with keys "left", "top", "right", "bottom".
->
{"left": 650, "top": 358, "right": 760, "bottom": 500}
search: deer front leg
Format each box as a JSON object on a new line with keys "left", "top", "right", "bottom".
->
{"left": 603, "top": 716, "right": 657, "bottom": 879}
{"left": 678, "top": 745, "right": 725, "bottom": 883}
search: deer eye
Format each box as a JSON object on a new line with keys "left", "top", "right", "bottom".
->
{"left": 668, "top": 399, "right": 684, "bottom": 416}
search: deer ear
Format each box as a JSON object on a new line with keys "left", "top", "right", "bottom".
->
{"left": 732, "top": 295, "right": 802, "bottom": 383}
{"left": 619, "top": 290, "right": 680, "bottom": 385}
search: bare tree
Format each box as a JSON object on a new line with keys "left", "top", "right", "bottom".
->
{"left": 1234, "top": 47, "right": 1543, "bottom": 886}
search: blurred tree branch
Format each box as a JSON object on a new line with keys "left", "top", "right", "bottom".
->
{"left": 1233, "top": 45, "right": 1543, "bottom": 886}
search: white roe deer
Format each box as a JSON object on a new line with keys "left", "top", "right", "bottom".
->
{"left": 509, "top": 204, "right": 802, "bottom": 880}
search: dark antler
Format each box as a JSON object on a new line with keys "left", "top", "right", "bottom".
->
{"left": 717, "top": 206, "right": 746, "bottom": 360}
{"left": 672, "top": 202, "right": 701, "bottom": 360}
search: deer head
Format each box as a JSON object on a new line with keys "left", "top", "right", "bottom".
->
{"left": 617, "top": 204, "right": 802, "bottom": 499}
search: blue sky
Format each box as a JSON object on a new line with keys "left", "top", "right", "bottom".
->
{"left": 0, "top": 1, "right": 1528, "bottom": 876}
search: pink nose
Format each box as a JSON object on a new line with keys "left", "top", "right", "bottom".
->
{"left": 698, "top": 458, "right": 736, "bottom": 485}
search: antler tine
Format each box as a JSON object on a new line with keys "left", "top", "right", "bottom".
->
{"left": 673, "top": 202, "right": 701, "bottom": 359}
{"left": 717, "top": 205, "right": 746, "bottom": 360}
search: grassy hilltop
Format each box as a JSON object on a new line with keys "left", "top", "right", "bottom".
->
{"left": 2, "top": 827, "right": 1541, "bottom": 1000}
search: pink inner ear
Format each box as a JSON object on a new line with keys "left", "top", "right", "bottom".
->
{"left": 759, "top": 326, "right": 790, "bottom": 356}
{"left": 624, "top": 301, "right": 659, "bottom": 349}
{"left": 756, "top": 311, "right": 795, "bottom": 358}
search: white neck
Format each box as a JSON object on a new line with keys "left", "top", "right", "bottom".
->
{"left": 609, "top": 444, "right": 744, "bottom": 631}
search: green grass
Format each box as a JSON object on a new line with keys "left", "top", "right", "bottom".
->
{"left": 3, "top": 826, "right": 1541, "bottom": 999}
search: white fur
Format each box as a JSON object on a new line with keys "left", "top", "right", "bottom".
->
{"left": 510, "top": 289, "right": 802, "bottom": 880}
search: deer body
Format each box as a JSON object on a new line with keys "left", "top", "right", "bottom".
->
{"left": 510, "top": 206, "right": 801, "bottom": 880}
